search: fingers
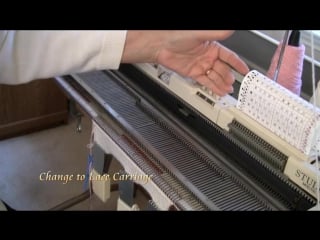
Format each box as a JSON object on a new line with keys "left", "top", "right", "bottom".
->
{"left": 212, "top": 59, "right": 235, "bottom": 89}
{"left": 197, "top": 65, "right": 234, "bottom": 97}
{"left": 216, "top": 43, "right": 250, "bottom": 75}
{"left": 193, "top": 42, "right": 249, "bottom": 96}
{"left": 197, "top": 75, "right": 226, "bottom": 96}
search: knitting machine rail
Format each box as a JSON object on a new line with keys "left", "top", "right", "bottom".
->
{"left": 55, "top": 64, "right": 317, "bottom": 210}
{"left": 55, "top": 57, "right": 319, "bottom": 210}
{"left": 117, "top": 64, "right": 317, "bottom": 210}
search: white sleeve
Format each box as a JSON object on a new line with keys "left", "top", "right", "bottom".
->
{"left": 0, "top": 30, "right": 127, "bottom": 85}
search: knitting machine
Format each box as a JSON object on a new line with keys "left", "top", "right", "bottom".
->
{"left": 56, "top": 62, "right": 320, "bottom": 210}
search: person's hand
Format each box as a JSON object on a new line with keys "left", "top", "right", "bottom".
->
{"left": 122, "top": 31, "right": 249, "bottom": 96}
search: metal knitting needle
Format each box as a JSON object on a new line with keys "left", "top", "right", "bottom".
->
{"left": 273, "top": 30, "right": 290, "bottom": 82}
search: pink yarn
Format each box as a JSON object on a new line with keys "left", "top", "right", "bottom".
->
{"left": 267, "top": 41, "right": 305, "bottom": 95}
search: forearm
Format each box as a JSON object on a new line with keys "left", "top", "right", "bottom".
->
{"left": 0, "top": 30, "right": 127, "bottom": 85}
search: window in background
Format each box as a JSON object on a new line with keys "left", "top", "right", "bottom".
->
{"left": 221, "top": 30, "right": 320, "bottom": 99}
{"left": 258, "top": 30, "right": 320, "bottom": 66}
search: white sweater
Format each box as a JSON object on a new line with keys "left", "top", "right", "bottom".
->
{"left": 0, "top": 30, "right": 127, "bottom": 85}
